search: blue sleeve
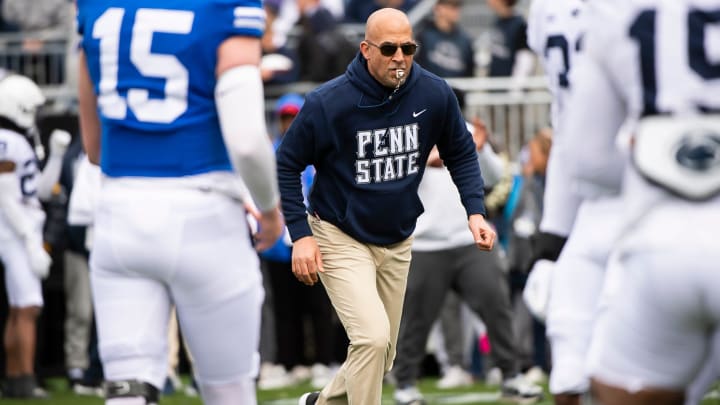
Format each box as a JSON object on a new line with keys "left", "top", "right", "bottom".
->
{"left": 435, "top": 88, "right": 487, "bottom": 217}
{"left": 276, "top": 96, "right": 319, "bottom": 241}
{"left": 259, "top": 234, "right": 292, "bottom": 262}
{"left": 211, "top": 0, "right": 265, "bottom": 39}
{"left": 76, "top": 0, "right": 85, "bottom": 36}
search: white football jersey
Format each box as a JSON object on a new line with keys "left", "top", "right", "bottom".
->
{"left": 528, "top": 0, "right": 589, "bottom": 235}
{"left": 0, "top": 128, "right": 44, "bottom": 240}
{"left": 588, "top": 0, "right": 720, "bottom": 119}
{"left": 562, "top": 0, "right": 720, "bottom": 198}
{"left": 527, "top": 0, "right": 588, "bottom": 133}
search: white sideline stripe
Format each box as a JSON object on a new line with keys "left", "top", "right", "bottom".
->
{"left": 432, "top": 392, "right": 501, "bottom": 403}
{"left": 261, "top": 391, "right": 502, "bottom": 404}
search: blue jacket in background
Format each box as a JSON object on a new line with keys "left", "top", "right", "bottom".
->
{"left": 260, "top": 138, "right": 314, "bottom": 263}
{"left": 277, "top": 52, "right": 487, "bottom": 246}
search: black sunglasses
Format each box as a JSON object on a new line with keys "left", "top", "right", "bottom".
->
{"left": 365, "top": 40, "right": 418, "bottom": 56}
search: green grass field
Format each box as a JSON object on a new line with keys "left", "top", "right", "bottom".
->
{"left": 1, "top": 377, "right": 719, "bottom": 405}
{"left": 1, "top": 377, "right": 547, "bottom": 405}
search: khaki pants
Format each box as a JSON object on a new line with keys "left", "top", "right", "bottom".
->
{"left": 309, "top": 216, "right": 412, "bottom": 405}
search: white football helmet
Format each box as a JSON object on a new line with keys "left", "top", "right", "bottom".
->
{"left": 0, "top": 74, "right": 46, "bottom": 130}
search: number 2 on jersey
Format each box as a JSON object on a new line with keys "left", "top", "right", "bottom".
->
{"left": 545, "top": 35, "right": 582, "bottom": 89}
{"left": 92, "top": 8, "right": 194, "bottom": 124}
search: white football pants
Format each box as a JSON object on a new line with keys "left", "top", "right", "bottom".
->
{"left": 588, "top": 194, "right": 720, "bottom": 393}
{"left": 90, "top": 179, "right": 263, "bottom": 398}
{"left": 0, "top": 234, "right": 43, "bottom": 308}
{"left": 546, "top": 197, "right": 624, "bottom": 394}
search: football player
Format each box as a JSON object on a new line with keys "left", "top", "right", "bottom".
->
{"left": 0, "top": 72, "right": 70, "bottom": 398}
{"left": 76, "top": 0, "right": 283, "bottom": 404}
{"left": 525, "top": 2, "right": 618, "bottom": 405}
{"left": 526, "top": 0, "right": 587, "bottom": 245}
{"left": 559, "top": 1, "right": 720, "bottom": 404}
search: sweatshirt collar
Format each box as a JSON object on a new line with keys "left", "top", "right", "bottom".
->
{"left": 346, "top": 52, "right": 418, "bottom": 109}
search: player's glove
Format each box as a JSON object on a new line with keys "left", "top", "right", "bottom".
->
{"left": 24, "top": 236, "right": 52, "bottom": 279}
{"left": 529, "top": 231, "right": 567, "bottom": 264}
{"left": 49, "top": 129, "right": 72, "bottom": 157}
{"left": 523, "top": 259, "right": 554, "bottom": 322}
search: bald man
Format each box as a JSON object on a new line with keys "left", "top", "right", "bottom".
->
{"left": 277, "top": 8, "right": 495, "bottom": 405}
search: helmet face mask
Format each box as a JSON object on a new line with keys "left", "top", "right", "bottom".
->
{"left": 0, "top": 74, "right": 46, "bottom": 131}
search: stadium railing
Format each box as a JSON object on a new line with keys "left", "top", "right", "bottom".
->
{"left": 447, "top": 76, "right": 552, "bottom": 158}
{"left": 0, "top": 29, "right": 78, "bottom": 115}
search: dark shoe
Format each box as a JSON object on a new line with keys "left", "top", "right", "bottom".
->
{"left": 298, "top": 391, "right": 320, "bottom": 405}
{"left": 3, "top": 375, "right": 49, "bottom": 399}
{"left": 162, "top": 376, "right": 176, "bottom": 395}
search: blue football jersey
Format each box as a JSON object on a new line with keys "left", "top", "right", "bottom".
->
{"left": 77, "top": 0, "right": 265, "bottom": 177}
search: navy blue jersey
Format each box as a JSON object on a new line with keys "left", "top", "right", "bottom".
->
{"left": 77, "top": 0, "right": 264, "bottom": 177}
{"left": 489, "top": 14, "right": 529, "bottom": 77}
{"left": 414, "top": 18, "right": 476, "bottom": 78}
{"left": 277, "top": 53, "right": 487, "bottom": 246}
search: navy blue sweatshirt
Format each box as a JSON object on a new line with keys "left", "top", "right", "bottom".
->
{"left": 277, "top": 52, "right": 487, "bottom": 246}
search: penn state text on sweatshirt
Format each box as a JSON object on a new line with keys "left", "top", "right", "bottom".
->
{"left": 277, "top": 52, "right": 486, "bottom": 246}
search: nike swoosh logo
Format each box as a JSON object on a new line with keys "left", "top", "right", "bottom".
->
{"left": 413, "top": 109, "right": 427, "bottom": 118}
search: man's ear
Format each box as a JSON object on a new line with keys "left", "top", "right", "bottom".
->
{"left": 360, "top": 42, "right": 371, "bottom": 60}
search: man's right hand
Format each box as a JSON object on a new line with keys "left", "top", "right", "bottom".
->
{"left": 530, "top": 231, "right": 567, "bottom": 265}
{"left": 291, "top": 236, "right": 324, "bottom": 286}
